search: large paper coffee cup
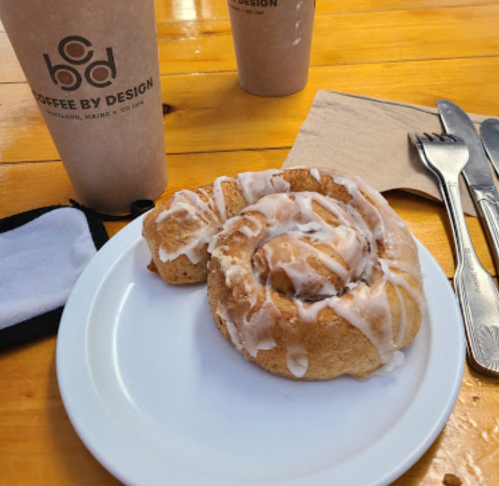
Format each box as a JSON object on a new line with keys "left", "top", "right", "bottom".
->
{"left": 228, "top": 0, "right": 315, "bottom": 96}
{"left": 0, "top": 0, "right": 167, "bottom": 213}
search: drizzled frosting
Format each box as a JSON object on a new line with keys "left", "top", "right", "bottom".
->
{"left": 151, "top": 168, "right": 424, "bottom": 378}
{"left": 155, "top": 169, "right": 291, "bottom": 264}
{"left": 236, "top": 169, "right": 291, "bottom": 204}
{"left": 156, "top": 190, "right": 219, "bottom": 264}
{"left": 209, "top": 172, "right": 424, "bottom": 378}
{"left": 245, "top": 193, "right": 371, "bottom": 299}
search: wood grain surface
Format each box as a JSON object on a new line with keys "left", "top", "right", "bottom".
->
{"left": 3, "top": 5, "right": 499, "bottom": 83}
{"left": 1, "top": 56, "right": 499, "bottom": 163}
{"left": 1, "top": 1, "right": 499, "bottom": 486}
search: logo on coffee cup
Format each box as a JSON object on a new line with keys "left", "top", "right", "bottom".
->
{"left": 43, "top": 36, "right": 117, "bottom": 91}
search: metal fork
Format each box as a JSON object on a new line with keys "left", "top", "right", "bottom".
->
{"left": 409, "top": 132, "right": 499, "bottom": 377}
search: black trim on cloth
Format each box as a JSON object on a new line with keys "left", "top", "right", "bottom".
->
{"left": 69, "top": 198, "right": 155, "bottom": 222}
{"left": 0, "top": 307, "right": 63, "bottom": 352}
{"left": 74, "top": 204, "right": 111, "bottom": 250}
{"left": 0, "top": 205, "right": 63, "bottom": 234}
{"left": 0, "top": 205, "right": 109, "bottom": 351}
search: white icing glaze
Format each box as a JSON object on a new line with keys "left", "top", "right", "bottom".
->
{"left": 243, "top": 192, "right": 372, "bottom": 293}
{"left": 212, "top": 182, "right": 424, "bottom": 376}
{"left": 217, "top": 309, "right": 244, "bottom": 351}
{"left": 257, "top": 238, "right": 340, "bottom": 298}
{"left": 156, "top": 190, "right": 220, "bottom": 264}
{"left": 207, "top": 216, "right": 241, "bottom": 256}
{"left": 328, "top": 281, "right": 394, "bottom": 363}
{"left": 197, "top": 188, "right": 215, "bottom": 212}
{"left": 237, "top": 169, "right": 291, "bottom": 204}
{"left": 239, "top": 225, "right": 258, "bottom": 238}
{"left": 372, "top": 350, "right": 405, "bottom": 376}
{"left": 391, "top": 284, "right": 407, "bottom": 346}
{"left": 212, "top": 176, "right": 232, "bottom": 222}
{"left": 237, "top": 215, "right": 264, "bottom": 239}
{"left": 241, "top": 300, "right": 277, "bottom": 358}
{"left": 297, "top": 222, "right": 321, "bottom": 232}
{"left": 286, "top": 344, "right": 309, "bottom": 378}
{"left": 158, "top": 168, "right": 424, "bottom": 378}
{"left": 310, "top": 168, "right": 321, "bottom": 183}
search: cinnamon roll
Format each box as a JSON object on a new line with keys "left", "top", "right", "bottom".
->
{"left": 143, "top": 168, "right": 425, "bottom": 379}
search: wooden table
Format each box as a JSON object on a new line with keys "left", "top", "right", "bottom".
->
{"left": 1, "top": 1, "right": 499, "bottom": 485}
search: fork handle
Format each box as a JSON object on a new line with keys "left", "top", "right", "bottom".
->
{"left": 473, "top": 185, "right": 499, "bottom": 272}
{"left": 439, "top": 176, "right": 499, "bottom": 377}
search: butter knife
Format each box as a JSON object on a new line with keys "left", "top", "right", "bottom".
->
{"left": 438, "top": 100, "right": 499, "bottom": 271}
{"left": 481, "top": 118, "right": 499, "bottom": 177}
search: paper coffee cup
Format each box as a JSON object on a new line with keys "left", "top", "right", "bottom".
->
{"left": 228, "top": 0, "right": 315, "bottom": 96}
{"left": 0, "top": 0, "right": 167, "bottom": 213}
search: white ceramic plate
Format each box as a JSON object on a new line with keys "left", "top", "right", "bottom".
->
{"left": 57, "top": 215, "right": 465, "bottom": 486}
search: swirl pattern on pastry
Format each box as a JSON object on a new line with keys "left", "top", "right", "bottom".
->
{"left": 143, "top": 168, "right": 425, "bottom": 379}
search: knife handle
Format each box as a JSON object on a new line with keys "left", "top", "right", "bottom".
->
{"left": 474, "top": 185, "right": 499, "bottom": 271}
{"left": 442, "top": 180, "right": 499, "bottom": 377}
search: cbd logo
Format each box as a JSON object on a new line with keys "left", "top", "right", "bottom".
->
{"left": 43, "top": 36, "right": 117, "bottom": 91}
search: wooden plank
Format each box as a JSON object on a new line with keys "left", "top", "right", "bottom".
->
{"left": 2, "top": 3, "right": 499, "bottom": 486}
{"left": 153, "top": 0, "right": 499, "bottom": 22}
{"left": 0, "top": 154, "right": 494, "bottom": 278}
{"left": 3, "top": 5, "right": 499, "bottom": 83}
{"left": 0, "top": 56, "right": 498, "bottom": 163}
{"left": 1, "top": 1, "right": 498, "bottom": 35}
{"left": 0, "top": 338, "right": 123, "bottom": 486}
{"left": 156, "top": 5, "right": 499, "bottom": 74}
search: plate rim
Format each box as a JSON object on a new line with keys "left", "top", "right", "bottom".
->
{"left": 56, "top": 214, "right": 466, "bottom": 486}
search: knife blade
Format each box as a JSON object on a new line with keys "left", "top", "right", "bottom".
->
{"left": 481, "top": 118, "right": 499, "bottom": 177}
{"left": 438, "top": 100, "right": 493, "bottom": 188}
{"left": 438, "top": 100, "right": 499, "bottom": 270}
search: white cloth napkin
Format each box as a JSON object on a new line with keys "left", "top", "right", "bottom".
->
{"left": 0, "top": 206, "right": 108, "bottom": 349}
